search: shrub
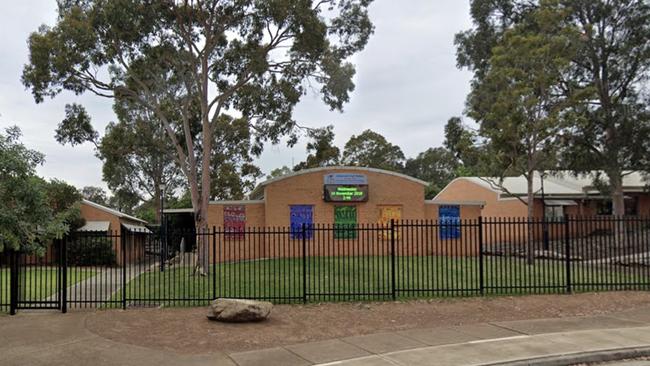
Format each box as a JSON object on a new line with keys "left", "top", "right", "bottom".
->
{"left": 67, "top": 236, "right": 116, "bottom": 266}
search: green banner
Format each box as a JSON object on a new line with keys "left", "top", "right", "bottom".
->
{"left": 334, "top": 206, "right": 357, "bottom": 239}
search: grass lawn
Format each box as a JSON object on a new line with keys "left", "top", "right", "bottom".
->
{"left": 0, "top": 267, "right": 96, "bottom": 306}
{"left": 118, "top": 256, "right": 649, "bottom": 307}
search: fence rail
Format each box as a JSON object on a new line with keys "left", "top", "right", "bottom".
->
{"left": 1, "top": 216, "right": 649, "bottom": 314}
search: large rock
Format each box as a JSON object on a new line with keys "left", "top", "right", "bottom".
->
{"left": 207, "top": 298, "right": 272, "bottom": 323}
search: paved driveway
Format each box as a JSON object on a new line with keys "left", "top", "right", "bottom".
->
{"left": 45, "top": 263, "right": 156, "bottom": 308}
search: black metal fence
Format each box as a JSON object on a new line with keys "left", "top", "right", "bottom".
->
{"left": 1, "top": 216, "right": 649, "bottom": 314}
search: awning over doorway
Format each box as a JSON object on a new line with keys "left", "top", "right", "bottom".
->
{"left": 122, "top": 223, "right": 152, "bottom": 234}
{"left": 77, "top": 221, "right": 110, "bottom": 232}
{"left": 544, "top": 200, "right": 578, "bottom": 206}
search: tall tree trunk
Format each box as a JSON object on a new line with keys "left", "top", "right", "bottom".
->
{"left": 190, "top": 163, "right": 212, "bottom": 276}
{"left": 608, "top": 171, "right": 626, "bottom": 244}
{"left": 193, "top": 79, "right": 213, "bottom": 276}
{"left": 610, "top": 173, "right": 625, "bottom": 217}
{"left": 526, "top": 172, "right": 535, "bottom": 265}
{"left": 153, "top": 183, "right": 161, "bottom": 224}
{"left": 193, "top": 203, "right": 210, "bottom": 276}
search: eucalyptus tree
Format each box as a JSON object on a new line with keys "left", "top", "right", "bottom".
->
{"left": 557, "top": 0, "right": 650, "bottom": 216}
{"left": 468, "top": 2, "right": 587, "bottom": 264}
{"left": 455, "top": 0, "right": 539, "bottom": 84}
{"left": 469, "top": 3, "right": 581, "bottom": 220}
{"left": 210, "top": 114, "right": 262, "bottom": 200}
{"left": 23, "top": 0, "right": 374, "bottom": 274}
{"left": 80, "top": 186, "right": 109, "bottom": 205}
{"left": 457, "top": 0, "right": 650, "bottom": 217}
{"left": 56, "top": 100, "right": 184, "bottom": 222}
{"left": 293, "top": 125, "right": 340, "bottom": 171}
{"left": 404, "top": 147, "right": 459, "bottom": 199}
{"left": 341, "top": 130, "right": 405, "bottom": 172}
{"left": 443, "top": 117, "right": 485, "bottom": 176}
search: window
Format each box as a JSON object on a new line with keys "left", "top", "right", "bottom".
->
{"left": 439, "top": 205, "right": 461, "bottom": 240}
{"left": 334, "top": 206, "right": 357, "bottom": 239}
{"left": 625, "top": 197, "right": 639, "bottom": 216}
{"left": 224, "top": 205, "right": 245, "bottom": 239}
{"left": 596, "top": 198, "right": 639, "bottom": 216}
{"left": 544, "top": 206, "right": 564, "bottom": 221}
{"left": 596, "top": 200, "right": 613, "bottom": 215}
{"left": 290, "top": 205, "right": 313, "bottom": 240}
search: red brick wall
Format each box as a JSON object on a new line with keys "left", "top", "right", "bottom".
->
{"left": 79, "top": 203, "right": 146, "bottom": 265}
{"left": 262, "top": 168, "right": 427, "bottom": 226}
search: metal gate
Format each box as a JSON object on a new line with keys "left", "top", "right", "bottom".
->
{"left": 10, "top": 240, "right": 66, "bottom": 314}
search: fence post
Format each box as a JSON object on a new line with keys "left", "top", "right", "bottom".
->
{"left": 159, "top": 224, "right": 165, "bottom": 272}
{"left": 9, "top": 250, "right": 17, "bottom": 315}
{"left": 565, "top": 216, "right": 572, "bottom": 294}
{"left": 302, "top": 223, "right": 307, "bottom": 304}
{"left": 122, "top": 230, "right": 127, "bottom": 310}
{"left": 61, "top": 237, "right": 67, "bottom": 314}
{"left": 390, "top": 219, "right": 396, "bottom": 301}
{"left": 212, "top": 226, "right": 217, "bottom": 300}
{"left": 478, "top": 217, "right": 484, "bottom": 296}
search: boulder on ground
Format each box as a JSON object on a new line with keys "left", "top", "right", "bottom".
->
{"left": 207, "top": 298, "right": 272, "bottom": 323}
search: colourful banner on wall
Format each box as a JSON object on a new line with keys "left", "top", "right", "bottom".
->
{"left": 439, "top": 205, "right": 461, "bottom": 240}
{"left": 224, "top": 205, "right": 246, "bottom": 239}
{"left": 379, "top": 206, "right": 402, "bottom": 240}
{"left": 290, "top": 205, "right": 313, "bottom": 240}
{"left": 334, "top": 206, "right": 357, "bottom": 239}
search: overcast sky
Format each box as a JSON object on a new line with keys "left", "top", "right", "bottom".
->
{"left": 0, "top": 1, "right": 474, "bottom": 193}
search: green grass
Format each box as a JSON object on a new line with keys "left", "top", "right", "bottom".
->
{"left": 0, "top": 267, "right": 96, "bottom": 305}
{"left": 118, "top": 256, "right": 650, "bottom": 307}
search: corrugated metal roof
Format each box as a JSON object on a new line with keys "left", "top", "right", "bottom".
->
{"left": 545, "top": 200, "right": 578, "bottom": 206}
{"left": 77, "top": 221, "right": 110, "bottom": 232}
{"left": 122, "top": 223, "right": 152, "bottom": 233}
{"left": 162, "top": 208, "right": 194, "bottom": 214}
{"left": 466, "top": 175, "right": 582, "bottom": 196}
{"left": 426, "top": 200, "right": 486, "bottom": 206}
{"left": 448, "top": 171, "right": 648, "bottom": 199}
{"left": 548, "top": 171, "right": 647, "bottom": 193}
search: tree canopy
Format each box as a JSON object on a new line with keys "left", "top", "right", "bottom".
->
{"left": 0, "top": 127, "right": 81, "bottom": 253}
{"left": 293, "top": 125, "right": 340, "bottom": 171}
{"left": 470, "top": 1, "right": 581, "bottom": 218}
{"left": 341, "top": 129, "right": 405, "bottom": 171}
{"left": 404, "top": 147, "right": 459, "bottom": 199}
{"left": 23, "top": 0, "right": 373, "bottom": 212}
{"left": 456, "top": 0, "right": 650, "bottom": 216}
{"left": 80, "top": 186, "right": 109, "bottom": 205}
{"left": 266, "top": 166, "right": 293, "bottom": 180}
{"left": 23, "top": 1, "right": 374, "bottom": 273}
{"left": 557, "top": 0, "right": 650, "bottom": 215}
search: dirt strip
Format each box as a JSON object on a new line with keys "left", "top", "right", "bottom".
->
{"left": 85, "top": 292, "right": 650, "bottom": 354}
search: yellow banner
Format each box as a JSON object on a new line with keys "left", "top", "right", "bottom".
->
{"left": 379, "top": 206, "right": 401, "bottom": 240}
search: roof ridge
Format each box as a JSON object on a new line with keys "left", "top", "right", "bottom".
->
{"left": 82, "top": 199, "right": 147, "bottom": 224}
{"left": 251, "top": 166, "right": 429, "bottom": 199}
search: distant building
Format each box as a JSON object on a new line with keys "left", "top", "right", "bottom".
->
{"left": 435, "top": 171, "right": 649, "bottom": 244}
{"left": 78, "top": 199, "right": 150, "bottom": 264}
{"left": 435, "top": 171, "right": 649, "bottom": 219}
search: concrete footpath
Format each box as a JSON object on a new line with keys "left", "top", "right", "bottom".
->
{"left": 3, "top": 306, "right": 650, "bottom": 366}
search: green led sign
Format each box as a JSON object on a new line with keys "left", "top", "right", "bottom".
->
{"left": 324, "top": 185, "right": 369, "bottom": 202}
